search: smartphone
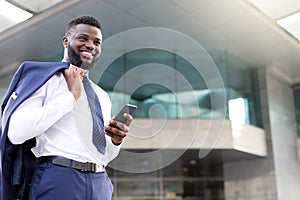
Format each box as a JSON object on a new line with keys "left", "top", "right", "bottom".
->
{"left": 113, "top": 104, "right": 137, "bottom": 123}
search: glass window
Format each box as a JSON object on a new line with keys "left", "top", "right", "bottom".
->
{"left": 108, "top": 150, "right": 225, "bottom": 200}
{"left": 99, "top": 49, "right": 262, "bottom": 127}
{"left": 228, "top": 98, "right": 247, "bottom": 124}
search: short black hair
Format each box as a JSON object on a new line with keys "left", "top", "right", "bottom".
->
{"left": 65, "top": 15, "right": 101, "bottom": 34}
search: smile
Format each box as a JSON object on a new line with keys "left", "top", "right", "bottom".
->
{"left": 80, "top": 51, "right": 93, "bottom": 59}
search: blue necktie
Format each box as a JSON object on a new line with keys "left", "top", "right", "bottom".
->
{"left": 82, "top": 76, "right": 106, "bottom": 154}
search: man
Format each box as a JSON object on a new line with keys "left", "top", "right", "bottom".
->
{"left": 1, "top": 16, "right": 132, "bottom": 199}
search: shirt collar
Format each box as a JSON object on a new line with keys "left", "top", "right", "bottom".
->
{"left": 62, "top": 59, "right": 89, "bottom": 76}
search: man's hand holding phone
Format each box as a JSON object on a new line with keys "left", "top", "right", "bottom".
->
{"left": 105, "top": 104, "right": 137, "bottom": 145}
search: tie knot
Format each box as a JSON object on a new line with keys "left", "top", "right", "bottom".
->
{"left": 83, "top": 75, "right": 88, "bottom": 81}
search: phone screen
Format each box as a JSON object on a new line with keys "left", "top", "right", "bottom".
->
{"left": 114, "top": 104, "right": 137, "bottom": 123}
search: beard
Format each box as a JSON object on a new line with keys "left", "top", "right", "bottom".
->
{"left": 67, "top": 44, "right": 98, "bottom": 70}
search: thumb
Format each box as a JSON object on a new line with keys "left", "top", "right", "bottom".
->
{"left": 63, "top": 69, "right": 70, "bottom": 79}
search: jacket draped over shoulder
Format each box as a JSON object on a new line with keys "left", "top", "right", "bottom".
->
{"left": 0, "top": 61, "right": 69, "bottom": 200}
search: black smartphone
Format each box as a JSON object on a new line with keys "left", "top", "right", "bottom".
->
{"left": 113, "top": 104, "right": 137, "bottom": 123}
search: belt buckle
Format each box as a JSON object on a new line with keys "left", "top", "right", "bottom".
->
{"left": 90, "top": 163, "right": 97, "bottom": 172}
{"left": 81, "top": 162, "right": 96, "bottom": 172}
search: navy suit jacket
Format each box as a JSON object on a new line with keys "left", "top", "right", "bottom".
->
{"left": 0, "top": 61, "right": 70, "bottom": 200}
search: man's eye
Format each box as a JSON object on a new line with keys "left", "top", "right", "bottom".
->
{"left": 78, "top": 37, "right": 87, "bottom": 41}
{"left": 94, "top": 41, "right": 101, "bottom": 46}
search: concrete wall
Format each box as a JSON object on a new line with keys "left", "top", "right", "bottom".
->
{"left": 224, "top": 66, "right": 300, "bottom": 200}
{"left": 124, "top": 118, "right": 266, "bottom": 156}
{"left": 266, "top": 67, "right": 300, "bottom": 200}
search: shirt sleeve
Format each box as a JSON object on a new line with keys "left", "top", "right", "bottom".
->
{"left": 105, "top": 134, "right": 122, "bottom": 163}
{"left": 7, "top": 75, "right": 75, "bottom": 144}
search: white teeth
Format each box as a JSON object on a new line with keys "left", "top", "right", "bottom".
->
{"left": 81, "top": 51, "right": 92, "bottom": 59}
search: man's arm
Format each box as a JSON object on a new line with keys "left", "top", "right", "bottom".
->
{"left": 7, "top": 75, "right": 75, "bottom": 144}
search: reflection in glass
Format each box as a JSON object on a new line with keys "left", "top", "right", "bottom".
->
{"left": 101, "top": 49, "right": 261, "bottom": 126}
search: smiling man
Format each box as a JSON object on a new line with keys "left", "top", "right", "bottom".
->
{"left": 63, "top": 18, "right": 101, "bottom": 71}
{"left": 1, "top": 16, "right": 132, "bottom": 200}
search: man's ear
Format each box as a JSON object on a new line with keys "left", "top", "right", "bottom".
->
{"left": 62, "top": 36, "right": 68, "bottom": 48}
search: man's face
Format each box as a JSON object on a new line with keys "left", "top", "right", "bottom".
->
{"left": 64, "top": 24, "right": 102, "bottom": 70}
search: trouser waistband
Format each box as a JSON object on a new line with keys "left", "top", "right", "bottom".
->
{"left": 38, "top": 156, "right": 101, "bottom": 172}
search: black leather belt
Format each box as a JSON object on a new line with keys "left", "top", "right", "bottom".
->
{"left": 38, "top": 156, "right": 97, "bottom": 172}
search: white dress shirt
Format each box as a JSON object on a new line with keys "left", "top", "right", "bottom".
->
{"left": 5, "top": 71, "right": 121, "bottom": 169}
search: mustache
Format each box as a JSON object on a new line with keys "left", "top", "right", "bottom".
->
{"left": 80, "top": 48, "right": 96, "bottom": 56}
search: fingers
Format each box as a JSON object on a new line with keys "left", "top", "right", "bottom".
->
{"left": 105, "top": 124, "right": 127, "bottom": 145}
{"left": 106, "top": 119, "right": 129, "bottom": 134}
{"left": 69, "top": 65, "right": 84, "bottom": 79}
{"left": 63, "top": 68, "right": 70, "bottom": 78}
{"left": 123, "top": 113, "right": 133, "bottom": 126}
{"left": 105, "top": 130, "right": 125, "bottom": 145}
{"left": 105, "top": 117, "right": 132, "bottom": 145}
{"left": 79, "top": 69, "right": 84, "bottom": 79}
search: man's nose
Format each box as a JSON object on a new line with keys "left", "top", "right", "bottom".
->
{"left": 85, "top": 40, "right": 94, "bottom": 50}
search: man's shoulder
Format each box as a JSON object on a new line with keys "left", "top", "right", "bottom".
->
{"left": 20, "top": 61, "right": 69, "bottom": 70}
{"left": 21, "top": 61, "right": 69, "bottom": 65}
{"left": 15, "top": 61, "right": 69, "bottom": 82}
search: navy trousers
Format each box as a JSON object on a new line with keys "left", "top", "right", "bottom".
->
{"left": 29, "top": 163, "right": 114, "bottom": 200}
